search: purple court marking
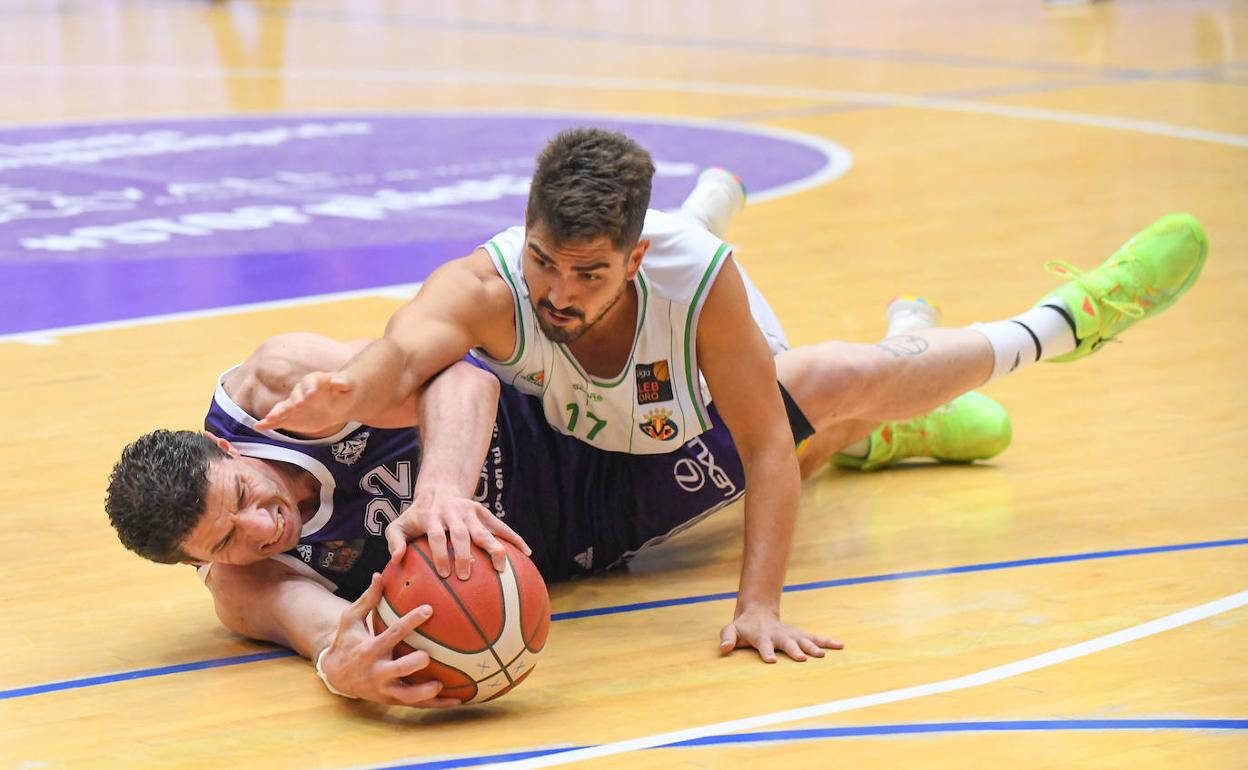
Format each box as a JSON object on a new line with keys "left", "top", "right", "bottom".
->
{"left": 0, "top": 113, "right": 849, "bottom": 336}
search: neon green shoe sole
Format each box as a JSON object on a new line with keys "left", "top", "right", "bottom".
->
{"left": 1041, "top": 213, "right": 1207, "bottom": 363}
{"left": 834, "top": 391, "right": 1012, "bottom": 472}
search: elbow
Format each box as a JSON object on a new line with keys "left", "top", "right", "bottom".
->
{"left": 736, "top": 425, "right": 800, "bottom": 471}
{"left": 211, "top": 591, "right": 256, "bottom": 640}
{"left": 448, "top": 360, "right": 501, "bottom": 404}
{"left": 250, "top": 335, "right": 308, "bottom": 394}
{"left": 205, "top": 566, "right": 282, "bottom": 645}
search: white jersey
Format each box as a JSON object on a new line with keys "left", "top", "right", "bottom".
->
{"left": 471, "top": 209, "right": 789, "bottom": 455}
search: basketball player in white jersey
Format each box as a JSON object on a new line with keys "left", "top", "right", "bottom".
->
{"left": 255, "top": 128, "right": 1207, "bottom": 664}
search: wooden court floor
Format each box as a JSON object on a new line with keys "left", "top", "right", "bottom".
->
{"left": 2, "top": 1, "right": 1246, "bottom": 768}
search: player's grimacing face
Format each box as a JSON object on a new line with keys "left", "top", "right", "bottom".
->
{"left": 522, "top": 223, "right": 642, "bottom": 344}
{"left": 181, "top": 457, "right": 303, "bottom": 566}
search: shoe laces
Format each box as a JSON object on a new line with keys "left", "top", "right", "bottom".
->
{"left": 1043, "top": 257, "right": 1146, "bottom": 320}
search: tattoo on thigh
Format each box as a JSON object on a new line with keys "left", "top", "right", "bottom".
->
{"left": 876, "top": 335, "right": 929, "bottom": 358}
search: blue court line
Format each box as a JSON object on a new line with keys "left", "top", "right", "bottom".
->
{"left": 0, "top": 650, "right": 295, "bottom": 701}
{"left": 552, "top": 536, "right": 1248, "bottom": 620}
{"left": 381, "top": 719, "right": 1248, "bottom": 769}
{"left": 3, "top": 536, "right": 1244, "bottom": 701}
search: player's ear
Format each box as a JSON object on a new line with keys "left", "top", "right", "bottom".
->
{"left": 201, "top": 430, "right": 239, "bottom": 459}
{"left": 625, "top": 238, "right": 648, "bottom": 279}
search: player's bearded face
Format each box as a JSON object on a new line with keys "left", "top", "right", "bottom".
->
{"left": 523, "top": 228, "right": 638, "bottom": 344}
{"left": 532, "top": 280, "right": 629, "bottom": 344}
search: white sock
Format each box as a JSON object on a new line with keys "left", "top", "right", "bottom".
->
{"left": 886, "top": 297, "right": 942, "bottom": 337}
{"left": 677, "top": 167, "right": 745, "bottom": 239}
{"left": 970, "top": 305, "right": 1078, "bottom": 382}
{"left": 840, "top": 437, "right": 871, "bottom": 458}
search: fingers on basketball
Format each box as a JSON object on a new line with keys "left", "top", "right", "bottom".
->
{"left": 447, "top": 523, "right": 474, "bottom": 580}
{"left": 372, "top": 537, "right": 550, "bottom": 704}
{"left": 424, "top": 526, "right": 452, "bottom": 577}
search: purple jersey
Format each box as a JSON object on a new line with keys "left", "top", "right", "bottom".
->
{"left": 204, "top": 361, "right": 751, "bottom": 600}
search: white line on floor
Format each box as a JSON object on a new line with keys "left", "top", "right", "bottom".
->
{"left": 480, "top": 588, "right": 1248, "bottom": 769}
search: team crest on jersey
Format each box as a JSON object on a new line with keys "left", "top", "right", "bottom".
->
{"left": 522, "top": 370, "right": 545, "bottom": 387}
{"left": 331, "top": 431, "right": 370, "bottom": 466}
{"left": 315, "top": 539, "right": 365, "bottom": 573}
{"left": 635, "top": 360, "right": 674, "bottom": 404}
{"left": 639, "top": 408, "right": 679, "bottom": 441}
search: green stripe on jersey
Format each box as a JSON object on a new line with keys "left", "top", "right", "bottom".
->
{"left": 486, "top": 240, "right": 526, "bottom": 367}
{"left": 683, "top": 244, "right": 730, "bottom": 432}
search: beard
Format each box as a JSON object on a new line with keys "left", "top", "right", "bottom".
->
{"left": 534, "top": 299, "right": 586, "bottom": 343}
{"left": 532, "top": 281, "right": 629, "bottom": 345}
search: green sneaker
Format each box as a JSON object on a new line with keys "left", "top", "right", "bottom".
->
{"left": 834, "top": 392, "right": 1012, "bottom": 472}
{"left": 1041, "top": 213, "right": 1207, "bottom": 362}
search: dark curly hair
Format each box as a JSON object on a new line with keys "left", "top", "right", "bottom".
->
{"left": 105, "top": 430, "right": 227, "bottom": 564}
{"left": 526, "top": 127, "right": 655, "bottom": 252}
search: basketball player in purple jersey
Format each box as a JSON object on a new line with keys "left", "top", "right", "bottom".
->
{"left": 107, "top": 331, "right": 769, "bottom": 705}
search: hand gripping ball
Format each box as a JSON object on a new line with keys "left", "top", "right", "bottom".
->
{"left": 372, "top": 538, "right": 551, "bottom": 704}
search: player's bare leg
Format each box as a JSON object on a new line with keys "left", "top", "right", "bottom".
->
{"left": 786, "top": 297, "right": 1007, "bottom": 476}
{"left": 780, "top": 213, "right": 1207, "bottom": 466}
{"left": 795, "top": 420, "right": 876, "bottom": 479}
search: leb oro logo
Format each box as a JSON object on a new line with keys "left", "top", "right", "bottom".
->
{"left": 635, "top": 359, "right": 674, "bottom": 404}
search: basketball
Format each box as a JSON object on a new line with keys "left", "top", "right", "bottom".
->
{"left": 371, "top": 538, "right": 551, "bottom": 704}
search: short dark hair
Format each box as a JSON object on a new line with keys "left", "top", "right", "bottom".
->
{"left": 105, "top": 430, "right": 227, "bottom": 564}
{"left": 526, "top": 127, "right": 655, "bottom": 251}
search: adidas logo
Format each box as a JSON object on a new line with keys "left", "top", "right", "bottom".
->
{"left": 573, "top": 547, "right": 594, "bottom": 570}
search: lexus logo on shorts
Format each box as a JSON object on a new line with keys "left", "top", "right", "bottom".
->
{"left": 671, "top": 438, "right": 739, "bottom": 498}
{"left": 673, "top": 458, "right": 705, "bottom": 493}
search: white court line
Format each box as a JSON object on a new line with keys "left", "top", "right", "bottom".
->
{"left": 0, "top": 282, "right": 422, "bottom": 346}
{"left": 478, "top": 588, "right": 1248, "bottom": 769}
{"left": 3, "top": 64, "right": 1246, "bottom": 148}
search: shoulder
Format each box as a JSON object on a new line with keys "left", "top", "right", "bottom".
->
{"left": 639, "top": 210, "right": 731, "bottom": 301}
{"left": 480, "top": 224, "right": 526, "bottom": 262}
{"left": 423, "top": 248, "right": 518, "bottom": 323}
{"left": 461, "top": 246, "right": 513, "bottom": 297}
{"left": 223, "top": 333, "right": 363, "bottom": 418}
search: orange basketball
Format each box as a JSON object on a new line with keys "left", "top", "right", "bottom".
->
{"left": 371, "top": 537, "right": 550, "bottom": 704}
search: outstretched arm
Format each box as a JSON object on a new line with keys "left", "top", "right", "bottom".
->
{"left": 697, "top": 258, "right": 843, "bottom": 663}
{"left": 255, "top": 250, "right": 517, "bottom": 435}
{"left": 206, "top": 559, "right": 457, "bottom": 707}
{"left": 227, "top": 333, "right": 420, "bottom": 432}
